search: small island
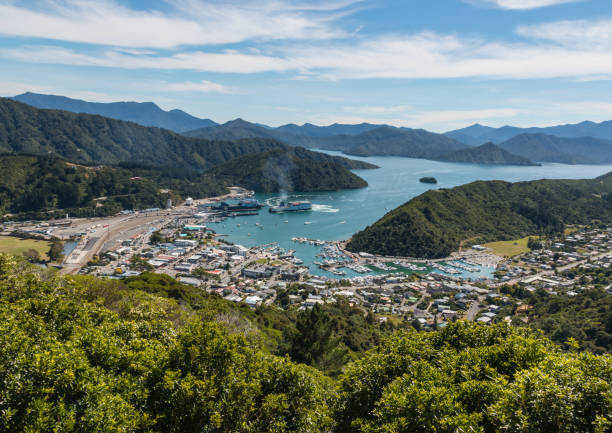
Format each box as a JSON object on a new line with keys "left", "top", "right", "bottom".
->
{"left": 419, "top": 177, "right": 438, "bottom": 184}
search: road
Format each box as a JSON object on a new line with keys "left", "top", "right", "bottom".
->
{"left": 60, "top": 213, "right": 169, "bottom": 274}
{"left": 466, "top": 296, "right": 484, "bottom": 321}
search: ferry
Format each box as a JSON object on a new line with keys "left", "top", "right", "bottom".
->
{"left": 208, "top": 198, "right": 264, "bottom": 212}
{"left": 269, "top": 201, "right": 312, "bottom": 213}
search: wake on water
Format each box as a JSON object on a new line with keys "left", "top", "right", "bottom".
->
{"left": 263, "top": 197, "right": 339, "bottom": 213}
{"left": 311, "top": 204, "right": 339, "bottom": 213}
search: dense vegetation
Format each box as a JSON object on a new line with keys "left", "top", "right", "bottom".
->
{"left": 208, "top": 148, "right": 368, "bottom": 192}
{"left": 186, "top": 118, "right": 320, "bottom": 147}
{"left": 0, "top": 154, "right": 227, "bottom": 219}
{"left": 435, "top": 142, "right": 539, "bottom": 165}
{"left": 347, "top": 173, "right": 612, "bottom": 258}
{"left": 524, "top": 287, "right": 612, "bottom": 353}
{"left": 329, "top": 126, "right": 467, "bottom": 158}
{"left": 12, "top": 92, "right": 217, "bottom": 133}
{"left": 0, "top": 98, "right": 373, "bottom": 172}
{"left": 0, "top": 256, "right": 609, "bottom": 432}
{"left": 0, "top": 151, "right": 373, "bottom": 219}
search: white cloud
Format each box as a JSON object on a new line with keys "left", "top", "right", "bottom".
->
{"left": 0, "top": 0, "right": 360, "bottom": 48}
{"left": 0, "top": 45, "right": 294, "bottom": 73}
{"left": 464, "top": 0, "right": 581, "bottom": 10}
{"left": 163, "top": 80, "right": 237, "bottom": 94}
{"left": 6, "top": 16, "right": 612, "bottom": 83}
{"left": 517, "top": 17, "right": 612, "bottom": 49}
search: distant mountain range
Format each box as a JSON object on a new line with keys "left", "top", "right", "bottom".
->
{"left": 328, "top": 126, "right": 467, "bottom": 158}
{"left": 0, "top": 97, "right": 374, "bottom": 172}
{"left": 188, "top": 121, "right": 540, "bottom": 165}
{"left": 11, "top": 92, "right": 612, "bottom": 165}
{"left": 498, "top": 134, "right": 612, "bottom": 164}
{"left": 435, "top": 142, "right": 539, "bottom": 166}
{"left": 11, "top": 92, "right": 217, "bottom": 133}
{"left": 446, "top": 121, "right": 612, "bottom": 145}
{"left": 187, "top": 120, "right": 471, "bottom": 159}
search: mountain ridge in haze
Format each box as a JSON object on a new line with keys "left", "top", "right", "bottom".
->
{"left": 0, "top": 97, "right": 375, "bottom": 172}
{"left": 434, "top": 142, "right": 539, "bottom": 166}
{"left": 447, "top": 120, "right": 612, "bottom": 145}
{"left": 13, "top": 92, "right": 612, "bottom": 165}
{"left": 498, "top": 133, "right": 612, "bottom": 164}
{"left": 11, "top": 92, "right": 217, "bottom": 133}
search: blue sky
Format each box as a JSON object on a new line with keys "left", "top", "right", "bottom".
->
{"left": 1, "top": 0, "right": 612, "bottom": 131}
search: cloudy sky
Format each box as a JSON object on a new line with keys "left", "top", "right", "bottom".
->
{"left": 1, "top": 0, "right": 612, "bottom": 131}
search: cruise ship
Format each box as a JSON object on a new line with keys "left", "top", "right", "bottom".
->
{"left": 269, "top": 201, "right": 312, "bottom": 213}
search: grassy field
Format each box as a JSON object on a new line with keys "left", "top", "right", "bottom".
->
{"left": 0, "top": 236, "right": 51, "bottom": 261}
{"left": 483, "top": 236, "right": 531, "bottom": 257}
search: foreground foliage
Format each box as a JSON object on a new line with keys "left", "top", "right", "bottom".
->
{"left": 0, "top": 255, "right": 610, "bottom": 432}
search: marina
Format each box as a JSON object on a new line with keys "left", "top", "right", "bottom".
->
{"left": 205, "top": 153, "right": 612, "bottom": 280}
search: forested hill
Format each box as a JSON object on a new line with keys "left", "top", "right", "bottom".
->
{"left": 186, "top": 118, "right": 320, "bottom": 147}
{"left": 0, "top": 154, "right": 227, "bottom": 219}
{"left": 0, "top": 152, "right": 371, "bottom": 219}
{"left": 207, "top": 148, "right": 368, "bottom": 192}
{"left": 322, "top": 125, "right": 468, "bottom": 158}
{"left": 0, "top": 256, "right": 609, "bottom": 432}
{"left": 434, "top": 142, "right": 539, "bottom": 166}
{"left": 347, "top": 173, "right": 612, "bottom": 258}
{"left": 12, "top": 92, "right": 217, "bottom": 132}
{"left": 0, "top": 98, "right": 374, "bottom": 171}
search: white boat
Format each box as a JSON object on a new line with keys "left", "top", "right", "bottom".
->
{"left": 304, "top": 221, "right": 312, "bottom": 225}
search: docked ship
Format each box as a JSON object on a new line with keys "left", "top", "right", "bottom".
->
{"left": 269, "top": 201, "right": 312, "bottom": 213}
{"left": 207, "top": 198, "right": 264, "bottom": 212}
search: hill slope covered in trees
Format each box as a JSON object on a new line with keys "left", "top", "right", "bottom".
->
{"left": 0, "top": 152, "right": 372, "bottom": 219}
{"left": 0, "top": 255, "right": 609, "bottom": 433}
{"left": 0, "top": 98, "right": 373, "bottom": 172}
{"left": 208, "top": 148, "right": 368, "bottom": 192}
{"left": 434, "top": 142, "right": 539, "bottom": 165}
{"left": 347, "top": 173, "right": 612, "bottom": 258}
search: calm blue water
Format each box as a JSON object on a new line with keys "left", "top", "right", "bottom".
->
{"left": 208, "top": 152, "right": 612, "bottom": 279}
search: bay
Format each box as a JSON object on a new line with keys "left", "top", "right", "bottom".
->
{"left": 207, "top": 152, "right": 612, "bottom": 279}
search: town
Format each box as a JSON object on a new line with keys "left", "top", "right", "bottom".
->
{"left": 4, "top": 195, "right": 612, "bottom": 332}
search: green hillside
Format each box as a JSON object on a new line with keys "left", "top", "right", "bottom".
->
{"left": 0, "top": 153, "right": 371, "bottom": 219}
{"left": 0, "top": 98, "right": 373, "bottom": 171}
{"left": 186, "top": 118, "right": 320, "bottom": 147}
{"left": 335, "top": 126, "right": 467, "bottom": 158}
{"left": 208, "top": 148, "right": 368, "bottom": 192}
{"left": 0, "top": 256, "right": 609, "bottom": 433}
{"left": 0, "top": 154, "right": 230, "bottom": 219}
{"left": 347, "top": 173, "right": 612, "bottom": 258}
{"left": 435, "top": 142, "right": 539, "bottom": 165}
